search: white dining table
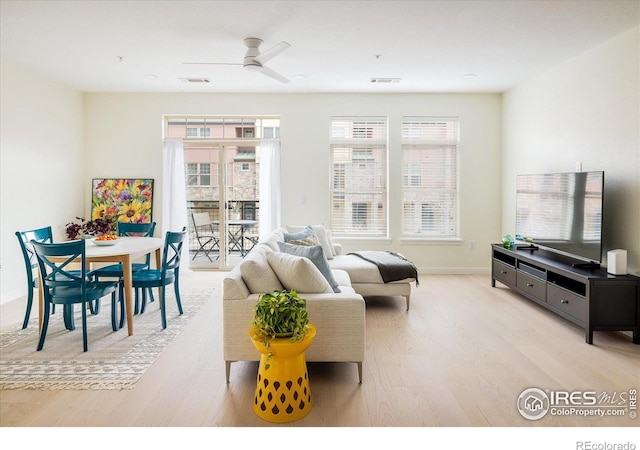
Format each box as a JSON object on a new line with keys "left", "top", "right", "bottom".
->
{"left": 38, "top": 236, "right": 163, "bottom": 336}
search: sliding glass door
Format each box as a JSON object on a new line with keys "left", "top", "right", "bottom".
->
{"left": 165, "top": 116, "right": 279, "bottom": 269}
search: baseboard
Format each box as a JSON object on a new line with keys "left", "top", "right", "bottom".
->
{"left": 418, "top": 267, "right": 491, "bottom": 275}
{"left": 1, "top": 288, "right": 25, "bottom": 306}
{"left": 0, "top": 294, "right": 29, "bottom": 331}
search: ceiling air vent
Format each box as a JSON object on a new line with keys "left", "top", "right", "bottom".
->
{"left": 370, "top": 78, "right": 401, "bottom": 84}
{"left": 179, "top": 77, "right": 211, "bottom": 84}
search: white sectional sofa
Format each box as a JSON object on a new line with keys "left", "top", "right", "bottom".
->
{"left": 285, "top": 224, "right": 417, "bottom": 310}
{"left": 222, "top": 225, "right": 418, "bottom": 384}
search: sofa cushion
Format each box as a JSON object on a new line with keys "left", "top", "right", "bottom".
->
{"left": 284, "top": 224, "right": 314, "bottom": 240}
{"left": 277, "top": 242, "right": 341, "bottom": 293}
{"left": 263, "top": 228, "right": 285, "bottom": 252}
{"left": 286, "top": 224, "right": 335, "bottom": 259}
{"left": 331, "top": 269, "right": 352, "bottom": 288}
{"left": 286, "top": 234, "right": 320, "bottom": 247}
{"left": 266, "top": 251, "right": 333, "bottom": 294}
{"left": 239, "top": 246, "right": 284, "bottom": 294}
{"left": 328, "top": 254, "right": 384, "bottom": 283}
{"left": 283, "top": 225, "right": 320, "bottom": 247}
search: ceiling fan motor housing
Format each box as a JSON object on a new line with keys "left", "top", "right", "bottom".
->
{"left": 243, "top": 37, "right": 264, "bottom": 71}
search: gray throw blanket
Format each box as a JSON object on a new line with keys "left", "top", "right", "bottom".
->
{"left": 348, "top": 251, "right": 419, "bottom": 286}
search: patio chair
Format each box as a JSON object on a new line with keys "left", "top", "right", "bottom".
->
{"left": 192, "top": 212, "right": 219, "bottom": 262}
{"left": 243, "top": 228, "right": 260, "bottom": 255}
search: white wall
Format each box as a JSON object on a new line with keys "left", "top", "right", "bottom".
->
{"left": 83, "top": 92, "right": 502, "bottom": 274}
{"left": 502, "top": 27, "right": 640, "bottom": 274}
{"left": 0, "top": 60, "right": 85, "bottom": 304}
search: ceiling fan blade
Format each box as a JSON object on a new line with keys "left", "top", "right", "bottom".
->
{"left": 254, "top": 41, "right": 290, "bottom": 64}
{"left": 182, "top": 62, "right": 242, "bottom": 66}
{"left": 260, "top": 65, "right": 290, "bottom": 84}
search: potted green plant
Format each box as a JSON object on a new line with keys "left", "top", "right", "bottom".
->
{"left": 250, "top": 290, "right": 310, "bottom": 368}
{"left": 230, "top": 202, "right": 241, "bottom": 221}
{"left": 249, "top": 290, "right": 315, "bottom": 422}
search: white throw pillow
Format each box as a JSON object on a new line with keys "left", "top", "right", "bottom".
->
{"left": 239, "top": 248, "right": 284, "bottom": 293}
{"left": 286, "top": 224, "right": 335, "bottom": 260}
{"left": 266, "top": 251, "right": 333, "bottom": 293}
{"left": 277, "top": 242, "right": 341, "bottom": 293}
{"left": 263, "top": 228, "right": 285, "bottom": 251}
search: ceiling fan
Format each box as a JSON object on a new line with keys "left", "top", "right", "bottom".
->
{"left": 183, "top": 37, "right": 291, "bottom": 83}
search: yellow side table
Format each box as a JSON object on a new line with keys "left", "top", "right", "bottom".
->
{"left": 249, "top": 324, "right": 316, "bottom": 423}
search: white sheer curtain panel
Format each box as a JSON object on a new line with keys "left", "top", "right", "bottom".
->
{"left": 259, "top": 138, "right": 281, "bottom": 239}
{"left": 162, "top": 139, "right": 190, "bottom": 266}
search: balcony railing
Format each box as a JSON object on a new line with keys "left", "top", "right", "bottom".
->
{"left": 186, "top": 200, "right": 259, "bottom": 255}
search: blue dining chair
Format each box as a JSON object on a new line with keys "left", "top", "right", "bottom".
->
{"left": 31, "top": 239, "right": 120, "bottom": 352}
{"left": 15, "top": 226, "right": 54, "bottom": 329}
{"left": 129, "top": 228, "right": 186, "bottom": 329}
{"left": 16, "top": 227, "right": 100, "bottom": 331}
{"left": 92, "top": 221, "right": 157, "bottom": 317}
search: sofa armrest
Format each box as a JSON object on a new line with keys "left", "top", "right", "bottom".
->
{"left": 223, "top": 291, "right": 365, "bottom": 363}
{"left": 222, "top": 266, "right": 250, "bottom": 300}
{"left": 333, "top": 243, "right": 343, "bottom": 255}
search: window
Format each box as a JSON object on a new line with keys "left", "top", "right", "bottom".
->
{"left": 186, "top": 163, "right": 211, "bottom": 186}
{"left": 403, "top": 163, "right": 422, "bottom": 187}
{"left": 263, "top": 126, "right": 280, "bottom": 138}
{"left": 186, "top": 127, "right": 210, "bottom": 137}
{"left": 401, "top": 117, "right": 459, "bottom": 238}
{"left": 352, "top": 203, "right": 368, "bottom": 228}
{"left": 330, "top": 117, "right": 387, "bottom": 237}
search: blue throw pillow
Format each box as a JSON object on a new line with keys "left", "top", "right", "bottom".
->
{"left": 283, "top": 224, "right": 315, "bottom": 241}
{"left": 277, "top": 242, "right": 341, "bottom": 293}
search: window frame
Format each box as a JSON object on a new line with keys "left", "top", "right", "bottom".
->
{"left": 400, "top": 117, "right": 460, "bottom": 240}
{"left": 329, "top": 117, "right": 388, "bottom": 238}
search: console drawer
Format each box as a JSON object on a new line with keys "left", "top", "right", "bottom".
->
{"left": 547, "top": 283, "right": 586, "bottom": 323}
{"left": 493, "top": 260, "right": 516, "bottom": 286}
{"left": 516, "top": 271, "right": 546, "bottom": 302}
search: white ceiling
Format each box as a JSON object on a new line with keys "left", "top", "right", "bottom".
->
{"left": 1, "top": 0, "right": 638, "bottom": 94}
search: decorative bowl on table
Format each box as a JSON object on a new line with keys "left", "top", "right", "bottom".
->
{"left": 92, "top": 235, "right": 119, "bottom": 246}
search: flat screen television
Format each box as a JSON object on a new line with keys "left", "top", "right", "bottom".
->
{"left": 515, "top": 171, "right": 604, "bottom": 263}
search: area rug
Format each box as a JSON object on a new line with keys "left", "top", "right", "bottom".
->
{"left": 0, "top": 287, "right": 211, "bottom": 391}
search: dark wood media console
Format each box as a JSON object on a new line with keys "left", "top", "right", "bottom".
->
{"left": 491, "top": 244, "right": 640, "bottom": 344}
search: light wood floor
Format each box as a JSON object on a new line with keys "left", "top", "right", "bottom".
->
{"left": 1, "top": 271, "right": 638, "bottom": 433}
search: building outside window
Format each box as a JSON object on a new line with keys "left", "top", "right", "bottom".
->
{"left": 263, "top": 126, "right": 280, "bottom": 138}
{"left": 186, "top": 163, "right": 211, "bottom": 186}
{"left": 186, "top": 127, "right": 211, "bottom": 137}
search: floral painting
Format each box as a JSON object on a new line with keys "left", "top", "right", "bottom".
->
{"left": 91, "top": 178, "right": 154, "bottom": 224}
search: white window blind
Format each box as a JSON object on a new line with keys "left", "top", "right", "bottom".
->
{"left": 330, "top": 117, "right": 388, "bottom": 237}
{"left": 401, "top": 118, "right": 459, "bottom": 238}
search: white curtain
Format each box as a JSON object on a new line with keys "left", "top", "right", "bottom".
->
{"left": 162, "top": 139, "right": 190, "bottom": 266}
{"left": 259, "top": 138, "right": 281, "bottom": 239}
